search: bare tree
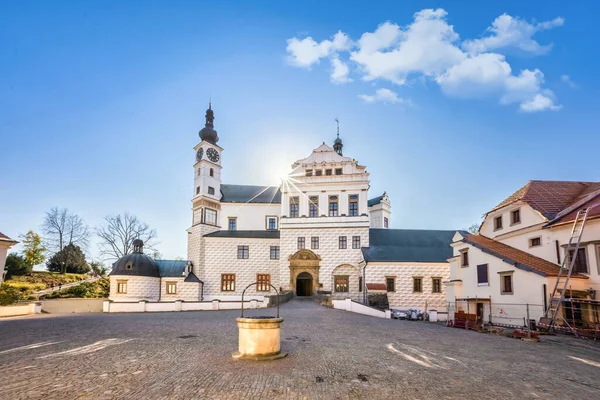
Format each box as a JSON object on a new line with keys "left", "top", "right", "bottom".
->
{"left": 96, "top": 213, "right": 158, "bottom": 260}
{"left": 42, "top": 207, "right": 89, "bottom": 254}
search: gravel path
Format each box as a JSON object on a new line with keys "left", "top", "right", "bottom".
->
{"left": 0, "top": 298, "right": 599, "bottom": 399}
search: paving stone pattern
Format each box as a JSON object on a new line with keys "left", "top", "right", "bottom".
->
{"left": 1, "top": 298, "right": 600, "bottom": 399}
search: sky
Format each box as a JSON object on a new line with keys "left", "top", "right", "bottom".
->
{"left": 1, "top": 0, "right": 599, "bottom": 263}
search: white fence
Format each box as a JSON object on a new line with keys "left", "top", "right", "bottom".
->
{"left": 333, "top": 298, "right": 391, "bottom": 319}
{"left": 0, "top": 302, "right": 42, "bottom": 318}
{"left": 103, "top": 298, "right": 270, "bottom": 313}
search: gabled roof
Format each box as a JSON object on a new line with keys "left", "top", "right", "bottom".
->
{"left": 203, "top": 230, "right": 280, "bottom": 239}
{"left": 545, "top": 184, "right": 600, "bottom": 227}
{"left": 0, "top": 232, "right": 18, "bottom": 245}
{"left": 460, "top": 234, "right": 587, "bottom": 278}
{"left": 184, "top": 271, "right": 203, "bottom": 283}
{"left": 220, "top": 184, "right": 281, "bottom": 204}
{"left": 368, "top": 194, "right": 384, "bottom": 207}
{"left": 362, "top": 229, "right": 457, "bottom": 263}
{"left": 490, "top": 180, "right": 597, "bottom": 219}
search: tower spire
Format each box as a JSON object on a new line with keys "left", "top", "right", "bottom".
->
{"left": 333, "top": 118, "right": 343, "bottom": 156}
{"left": 199, "top": 100, "right": 219, "bottom": 144}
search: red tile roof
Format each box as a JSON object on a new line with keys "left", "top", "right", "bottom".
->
{"left": 366, "top": 283, "right": 387, "bottom": 291}
{"left": 463, "top": 234, "right": 587, "bottom": 279}
{"left": 491, "top": 180, "right": 597, "bottom": 219}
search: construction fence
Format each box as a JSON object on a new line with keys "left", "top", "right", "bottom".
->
{"left": 447, "top": 299, "right": 545, "bottom": 329}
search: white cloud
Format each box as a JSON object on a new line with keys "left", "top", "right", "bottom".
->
{"left": 330, "top": 57, "right": 352, "bottom": 84}
{"left": 462, "top": 14, "right": 564, "bottom": 55}
{"left": 350, "top": 9, "right": 465, "bottom": 84}
{"left": 561, "top": 74, "right": 576, "bottom": 88}
{"left": 520, "top": 91, "right": 562, "bottom": 112}
{"left": 286, "top": 31, "right": 352, "bottom": 68}
{"left": 358, "top": 88, "right": 408, "bottom": 104}
{"left": 285, "top": 9, "right": 565, "bottom": 112}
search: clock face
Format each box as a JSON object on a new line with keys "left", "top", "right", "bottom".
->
{"left": 196, "top": 148, "right": 203, "bottom": 163}
{"left": 207, "top": 148, "right": 219, "bottom": 163}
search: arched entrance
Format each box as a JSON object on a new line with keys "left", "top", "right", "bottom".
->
{"left": 288, "top": 249, "right": 320, "bottom": 296}
{"left": 296, "top": 272, "right": 314, "bottom": 297}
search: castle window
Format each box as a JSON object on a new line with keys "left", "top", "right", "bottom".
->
{"left": 197, "top": 169, "right": 201, "bottom": 176}
{"left": 511, "top": 209, "right": 520, "bottom": 225}
{"left": 208, "top": 186, "right": 215, "bottom": 195}
{"left": 270, "top": 246, "right": 280, "bottom": 260}
{"left": 339, "top": 236, "right": 347, "bottom": 249}
{"left": 311, "top": 237, "right": 319, "bottom": 249}
{"left": 210, "top": 168, "right": 214, "bottom": 177}
{"left": 221, "top": 274, "right": 235, "bottom": 291}
{"left": 297, "top": 237, "right": 305, "bottom": 250}
{"left": 413, "top": 277, "right": 423, "bottom": 293}
{"left": 315, "top": 169, "right": 322, "bottom": 176}
{"left": 334, "top": 276, "right": 349, "bottom": 292}
{"left": 352, "top": 236, "right": 361, "bottom": 249}
{"left": 494, "top": 215, "right": 503, "bottom": 230}
{"left": 335, "top": 168, "right": 342, "bottom": 175}
{"left": 384, "top": 217, "right": 389, "bottom": 228}
{"left": 530, "top": 237, "right": 541, "bottom": 247}
{"left": 325, "top": 169, "right": 332, "bottom": 176}
{"left": 257, "top": 274, "right": 271, "bottom": 291}
{"left": 237, "top": 245, "right": 249, "bottom": 259}
{"left": 228, "top": 218, "right": 237, "bottom": 231}
{"left": 386, "top": 277, "right": 395, "bottom": 292}
{"left": 432, "top": 278, "right": 442, "bottom": 293}
{"left": 349, "top": 195, "right": 359, "bottom": 216}
{"left": 290, "top": 197, "right": 299, "bottom": 218}
{"left": 196, "top": 186, "right": 200, "bottom": 195}
{"left": 204, "top": 208, "right": 217, "bottom": 225}
{"left": 117, "top": 280, "right": 127, "bottom": 294}
{"left": 309, "top": 196, "right": 319, "bottom": 217}
{"left": 329, "top": 196, "right": 338, "bottom": 217}
{"left": 267, "top": 217, "right": 277, "bottom": 230}
{"left": 305, "top": 169, "right": 313, "bottom": 177}
{"left": 166, "top": 282, "right": 177, "bottom": 294}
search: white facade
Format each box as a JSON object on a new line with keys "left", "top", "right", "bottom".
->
{"left": 0, "top": 234, "right": 18, "bottom": 284}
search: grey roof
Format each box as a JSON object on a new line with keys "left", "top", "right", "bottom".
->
{"left": 220, "top": 184, "right": 281, "bottom": 204}
{"left": 111, "top": 253, "right": 160, "bottom": 278}
{"left": 155, "top": 260, "right": 188, "bottom": 277}
{"left": 184, "top": 272, "right": 203, "bottom": 283}
{"left": 204, "top": 230, "right": 280, "bottom": 239}
{"left": 368, "top": 194, "right": 385, "bottom": 207}
{"left": 362, "top": 229, "right": 457, "bottom": 263}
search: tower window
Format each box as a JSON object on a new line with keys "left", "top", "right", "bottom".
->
{"left": 290, "top": 196, "right": 299, "bottom": 218}
{"left": 309, "top": 196, "right": 319, "bottom": 217}
{"left": 325, "top": 169, "right": 332, "bottom": 176}
{"left": 208, "top": 186, "right": 215, "bottom": 195}
{"left": 329, "top": 196, "right": 338, "bottom": 217}
{"left": 335, "top": 168, "right": 343, "bottom": 175}
{"left": 204, "top": 208, "right": 217, "bottom": 225}
{"left": 305, "top": 169, "right": 313, "bottom": 177}
{"left": 196, "top": 186, "right": 200, "bottom": 195}
{"left": 210, "top": 168, "right": 214, "bottom": 177}
{"left": 315, "top": 170, "right": 322, "bottom": 176}
{"left": 349, "top": 195, "right": 359, "bottom": 216}
{"left": 384, "top": 217, "right": 389, "bottom": 228}
{"left": 197, "top": 169, "right": 201, "bottom": 176}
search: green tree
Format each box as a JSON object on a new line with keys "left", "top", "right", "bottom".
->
{"left": 5, "top": 253, "right": 31, "bottom": 278}
{"left": 46, "top": 243, "right": 90, "bottom": 274}
{"left": 89, "top": 261, "right": 108, "bottom": 277}
{"left": 20, "top": 230, "right": 46, "bottom": 268}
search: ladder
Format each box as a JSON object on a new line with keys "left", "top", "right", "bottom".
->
{"left": 544, "top": 207, "right": 591, "bottom": 330}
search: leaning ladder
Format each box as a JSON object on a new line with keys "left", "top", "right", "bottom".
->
{"left": 544, "top": 207, "right": 591, "bottom": 330}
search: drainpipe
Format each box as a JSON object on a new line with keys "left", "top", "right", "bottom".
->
{"left": 158, "top": 275, "right": 162, "bottom": 302}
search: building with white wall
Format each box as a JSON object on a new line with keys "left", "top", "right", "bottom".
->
{"left": 447, "top": 180, "right": 600, "bottom": 327}
{"left": 110, "top": 104, "right": 456, "bottom": 310}
{"left": 0, "top": 232, "right": 18, "bottom": 284}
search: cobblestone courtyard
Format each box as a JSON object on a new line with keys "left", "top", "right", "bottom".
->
{"left": 1, "top": 298, "right": 600, "bottom": 399}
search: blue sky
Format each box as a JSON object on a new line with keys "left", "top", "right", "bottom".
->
{"left": 1, "top": 1, "right": 599, "bottom": 261}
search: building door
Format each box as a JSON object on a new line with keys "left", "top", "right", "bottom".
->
{"left": 296, "top": 272, "right": 313, "bottom": 296}
{"left": 476, "top": 303, "right": 484, "bottom": 322}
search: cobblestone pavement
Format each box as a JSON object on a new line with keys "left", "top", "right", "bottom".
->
{"left": 1, "top": 298, "right": 600, "bottom": 400}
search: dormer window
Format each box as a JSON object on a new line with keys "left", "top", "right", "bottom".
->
{"left": 460, "top": 249, "right": 469, "bottom": 267}
{"left": 511, "top": 209, "right": 520, "bottom": 225}
{"left": 494, "top": 216, "right": 503, "bottom": 230}
{"left": 305, "top": 169, "right": 313, "bottom": 177}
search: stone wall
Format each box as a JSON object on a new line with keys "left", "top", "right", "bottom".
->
{"left": 365, "top": 262, "right": 450, "bottom": 310}
{"left": 202, "top": 237, "right": 281, "bottom": 296}
{"left": 109, "top": 276, "right": 160, "bottom": 302}
{"left": 160, "top": 277, "right": 203, "bottom": 301}
{"left": 279, "top": 226, "right": 369, "bottom": 291}
{"left": 330, "top": 264, "right": 361, "bottom": 301}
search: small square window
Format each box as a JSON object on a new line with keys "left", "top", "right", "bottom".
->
{"left": 511, "top": 209, "right": 521, "bottom": 225}
{"left": 386, "top": 277, "right": 395, "bottom": 292}
{"left": 237, "top": 245, "right": 249, "bottom": 259}
{"left": 494, "top": 216, "right": 503, "bottom": 230}
{"left": 297, "top": 237, "right": 305, "bottom": 249}
{"left": 117, "top": 280, "right": 127, "bottom": 294}
{"left": 339, "top": 236, "right": 347, "bottom": 249}
{"left": 530, "top": 237, "right": 541, "bottom": 247}
{"left": 413, "top": 277, "right": 422, "bottom": 293}
{"left": 208, "top": 186, "right": 215, "bottom": 195}
{"left": 334, "top": 276, "right": 349, "bottom": 292}
{"left": 166, "top": 282, "right": 177, "bottom": 294}
{"left": 325, "top": 169, "right": 332, "bottom": 176}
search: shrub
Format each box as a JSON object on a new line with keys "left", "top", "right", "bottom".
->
{"left": 4, "top": 282, "right": 46, "bottom": 292}
{"left": 0, "top": 284, "right": 26, "bottom": 306}
{"left": 44, "top": 278, "right": 110, "bottom": 299}
{"left": 5, "top": 253, "right": 31, "bottom": 278}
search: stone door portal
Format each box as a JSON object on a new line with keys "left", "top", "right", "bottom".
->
{"left": 296, "top": 272, "right": 313, "bottom": 296}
